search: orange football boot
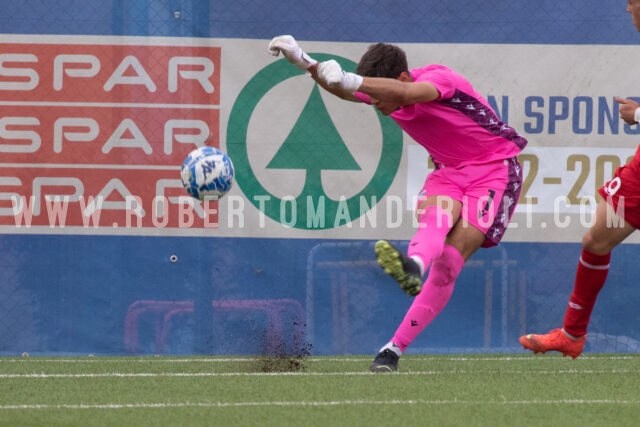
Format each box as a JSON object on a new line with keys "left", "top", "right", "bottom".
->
{"left": 519, "top": 328, "right": 585, "bottom": 359}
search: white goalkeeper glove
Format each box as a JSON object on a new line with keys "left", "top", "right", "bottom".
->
{"left": 267, "top": 35, "right": 317, "bottom": 72}
{"left": 317, "top": 59, "right": 363, "bottom": 92}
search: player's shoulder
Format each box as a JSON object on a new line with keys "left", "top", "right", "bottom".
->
{"left": 413, "top": 64, "right": 452, "bottom": 72}
{"left": 410, "top": 64, "right": 454, "bottom": 79}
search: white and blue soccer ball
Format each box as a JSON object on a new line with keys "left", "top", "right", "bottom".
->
{"left": 180, "top": 146, "right": 235, "bottom": 200}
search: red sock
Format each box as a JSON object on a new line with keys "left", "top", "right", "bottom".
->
{"left": 562, "top": 249, "right": 610, "bottom": 337}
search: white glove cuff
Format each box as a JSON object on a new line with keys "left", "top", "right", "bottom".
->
{"left": 341, "top": 72, "right": 364, "bottom": 92}
{"left": 295, "top": 51, "right": 318, "bottom": 71}
{"left": 634, "top": 107, "right": 640, "bottom": 124}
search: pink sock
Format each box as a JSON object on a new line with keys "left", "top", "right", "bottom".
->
{"left": 407, "top": 206, "right": 453, "bottom": 275}
{"left": 391, "top": 244, "right": 464, "bottom": 352}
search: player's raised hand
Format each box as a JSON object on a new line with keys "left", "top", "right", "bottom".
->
{"left": 267, "top": 35, "right": 317, "bottom": 71}
{"left": 317, "top": 60, "right": 363, "bottom": 92}
{"left": 615, "top": 96, "right": 640, "bottom": 125}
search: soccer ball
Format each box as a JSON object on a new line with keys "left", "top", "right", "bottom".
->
{"left": 180, "top": 146, "right": 235, "bottom": 200}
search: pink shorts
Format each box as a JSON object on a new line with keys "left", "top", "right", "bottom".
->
{"left": 598, "top": 157, "right": 640, "bottom": 230}
{"left": 418, "top": 157, "right": 523, "bottom": 247}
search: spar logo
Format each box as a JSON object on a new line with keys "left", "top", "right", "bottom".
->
{"left": 227, "top": 54, "right": 403, "bottom": 230}
{"left": 0, "top": 41, "right": 221, "bottom": 230}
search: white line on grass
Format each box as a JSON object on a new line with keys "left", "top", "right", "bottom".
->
{"left": 1, "top": 399, "right": 639, "bottom": 410}
{"left": 1, "top": 355, "right": 638, "bottom": 363}
{"left": 2, "top": 369, "right": 639, "bottom": 379}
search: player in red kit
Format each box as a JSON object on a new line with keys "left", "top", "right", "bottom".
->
{"left": 519, "top": 0, "right": 640, "bottom": 359}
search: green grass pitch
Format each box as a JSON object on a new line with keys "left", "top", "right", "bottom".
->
{"left": 1, "top": 354, "right": 639, "bottom": 427}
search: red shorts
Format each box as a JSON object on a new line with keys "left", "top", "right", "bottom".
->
{"left": 598, "top": 150, "right": 640, "bottom": 229}
{"left": 418, "top": 157, "right": 523, "bottom": 247}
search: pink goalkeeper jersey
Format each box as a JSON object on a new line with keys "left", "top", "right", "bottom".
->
{"left": 356, "top": 64, "right": 527, "bottom": 168}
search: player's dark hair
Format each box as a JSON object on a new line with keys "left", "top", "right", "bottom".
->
{"left": 355, "top": 43, "right": 409, "bottom": 78}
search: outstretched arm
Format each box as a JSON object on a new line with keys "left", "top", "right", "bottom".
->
{"left": 267, "top": 35, "right": 439, "bottom": 106}
{"left": 316, "top": 59, "right": 439, "bottom": 107}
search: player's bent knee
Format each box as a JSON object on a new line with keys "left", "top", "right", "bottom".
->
{"left": 582, "top": 232, "right": 614, "bottom": 255}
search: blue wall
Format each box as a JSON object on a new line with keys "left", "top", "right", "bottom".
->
{"left": 3, "top": 235, "right": 640, "bottom": 355}
{"left": 0, "top": 0, "right": 632, "bottom": 44}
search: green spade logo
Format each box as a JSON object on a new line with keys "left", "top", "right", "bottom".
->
{"left": 227, "top": 54, "right": 402, "bottom": 230}
{"left": 267, "top": 85, "right": 362, "bottom": 190}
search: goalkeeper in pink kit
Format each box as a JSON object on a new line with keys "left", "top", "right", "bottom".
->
{"left": 268, "top": 36, "right": 528, "bottom": 371}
